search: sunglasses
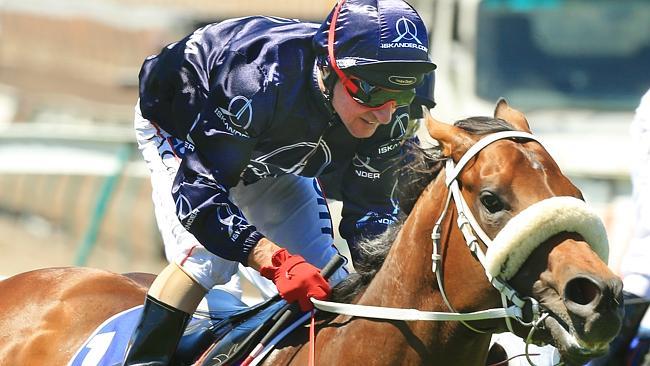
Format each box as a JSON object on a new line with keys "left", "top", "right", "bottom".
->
{"left": 342, "top": 76, "right": 416, "bottom": 108}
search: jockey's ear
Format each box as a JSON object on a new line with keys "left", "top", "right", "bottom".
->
{"left": 422, "top": 106, "right": 474, "bottom": 161}
{"left": 494, "top": 98, "right": 532, "bottom": 133}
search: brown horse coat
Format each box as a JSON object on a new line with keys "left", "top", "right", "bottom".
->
{"left": 0, "top": 268, "right": 150, "bottom": 366}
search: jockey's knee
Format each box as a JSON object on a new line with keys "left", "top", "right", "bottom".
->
{"left": 148, "top": 263, "right": 208, "bottom": 313}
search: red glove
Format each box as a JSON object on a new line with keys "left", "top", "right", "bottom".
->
{"left": 260, "top": 249, "right": 331, "bottom": 311}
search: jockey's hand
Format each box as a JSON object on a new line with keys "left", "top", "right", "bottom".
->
{"left": 260, "top": 248, "right": 331, "bottom": 311}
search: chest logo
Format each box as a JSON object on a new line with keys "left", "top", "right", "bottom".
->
{"left": 218, "top": 96, "right": 254, "bottom": 130}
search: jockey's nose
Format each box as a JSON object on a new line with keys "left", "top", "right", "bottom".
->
{"left": 371, "top": 101, "right": 396, "bottom": 125}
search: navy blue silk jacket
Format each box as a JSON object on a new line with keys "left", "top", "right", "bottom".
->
{"left": 138, "top": 16, "right": 412, "bottom": 265}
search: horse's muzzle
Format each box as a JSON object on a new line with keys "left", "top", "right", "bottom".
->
{"left": 563, "top": 274, "right": 624, "bottom": 346}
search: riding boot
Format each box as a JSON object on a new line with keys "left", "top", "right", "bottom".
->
{"left": 123, "top": 295, "right": 190, "bottom": 366}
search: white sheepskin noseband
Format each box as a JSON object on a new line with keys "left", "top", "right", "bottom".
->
{"left": 484, "top": 196, "right": 609, "bottom": 280}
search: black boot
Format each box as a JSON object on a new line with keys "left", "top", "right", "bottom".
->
{"left": 123, "top": 295, "right": 191, "bottom": 366}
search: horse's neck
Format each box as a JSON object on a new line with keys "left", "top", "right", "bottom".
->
{"left": 358, "top": 178, "right": 446, "bottom": 308}
{"left": 351, "top": 179, "right": 496, "bottom": 364}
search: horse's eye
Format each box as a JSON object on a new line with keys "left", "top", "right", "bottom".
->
{"left": 480, "top": 191, "right": 504, "bottom": 213}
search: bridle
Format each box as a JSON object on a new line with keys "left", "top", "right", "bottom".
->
{"left": 312, "top": 130, "right": 546, "bottom": 330}
{"left": 431, "top": 130, "right": 544, "bottom": 334}
{"left": 309, "top": 129, "right": 609, "bottom": 365}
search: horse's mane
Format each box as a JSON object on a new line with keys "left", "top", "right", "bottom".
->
{"left": 331, "top": 116, "right": 516, "bottom": 303}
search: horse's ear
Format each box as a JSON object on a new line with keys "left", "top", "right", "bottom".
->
{"left": 422, "top": 106, "right": 474, "bottom": 160}
{"left": 494, "top": 98, "right": 532, "bottom": 133}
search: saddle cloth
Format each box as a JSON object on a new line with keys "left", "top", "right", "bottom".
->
{"left": 67, "top": 305, "right": 145, "bottom": 366}
{"left": 67, "top": 296, "right": 292, "bottom": 366}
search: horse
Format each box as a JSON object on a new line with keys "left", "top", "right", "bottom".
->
{"left": 0, "top": 99, "right": 622, "bottom": 366}
{"left": 260, "top": 100, "right": 623, "bottom": 365}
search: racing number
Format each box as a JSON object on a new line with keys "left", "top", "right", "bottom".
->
{"left": 80, "top": 332, "right": 116, "bottom": 366}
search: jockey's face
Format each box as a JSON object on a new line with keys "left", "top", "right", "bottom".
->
{"left": 331, "top": 80, "right": 396, "bottom": 138}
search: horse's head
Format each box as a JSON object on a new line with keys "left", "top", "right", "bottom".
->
{"left": 423, "top": 100, "right": 623, "bottom": 365}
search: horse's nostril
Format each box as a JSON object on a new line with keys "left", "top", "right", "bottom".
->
{"left": 565, "top": 277, "right": 602, "bottom": 306}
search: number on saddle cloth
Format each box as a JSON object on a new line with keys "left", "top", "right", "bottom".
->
{"left": 68, "top": 306, "right": 144, "bottom": 366}
{"left": 67, "top": 297, "right": 289, "bottom": 366}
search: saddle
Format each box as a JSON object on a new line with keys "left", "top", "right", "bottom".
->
{"left": 70, "top": 256, "right": 342, "bottom": 366}
{"left": 174, "top": 295, "right": 291, "bottom": 366}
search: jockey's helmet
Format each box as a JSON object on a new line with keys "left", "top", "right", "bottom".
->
{"left": 313, "top": 0, "right": 437, "bottom": 92}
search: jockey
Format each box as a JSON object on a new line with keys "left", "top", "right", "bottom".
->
{"left": 125, "top": 0, "right": 436, "bottom": 364}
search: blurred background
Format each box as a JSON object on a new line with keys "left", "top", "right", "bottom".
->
{"left": 0, "top": 0, "right": 649, "bottom": 280}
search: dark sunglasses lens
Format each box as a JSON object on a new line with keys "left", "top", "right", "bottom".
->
{"left": 348, "top": 79, "right": 415, "bottom": 107}
{"left": 360, "top": 89, "right": 414, "bottom": 107}
{"left": 349, "top": 78, "right": 415, "bottom": 107}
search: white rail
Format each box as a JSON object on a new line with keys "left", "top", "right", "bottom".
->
{"left": 0, "top": 122, "right": 148, "bottom": 176}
